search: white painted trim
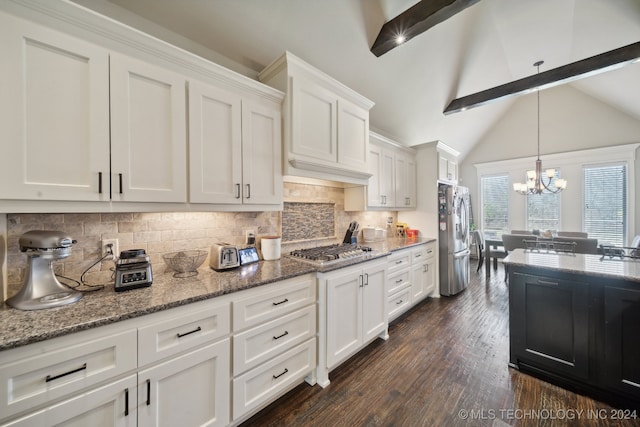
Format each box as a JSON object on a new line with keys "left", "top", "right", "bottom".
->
{"left": 474, "top": 143, "right": 639, "bottom": 175}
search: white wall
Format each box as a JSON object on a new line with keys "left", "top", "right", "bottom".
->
{"left": 459, "top": 84, "right": 640, "bottom": 238}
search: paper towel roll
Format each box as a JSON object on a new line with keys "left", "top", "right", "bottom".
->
{"left": 261, "top": 236, "right": 281, "bottom": 260}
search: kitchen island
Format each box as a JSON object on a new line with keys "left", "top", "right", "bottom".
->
{"left": 504, "top": 248, "right": 640, "bottom": 409}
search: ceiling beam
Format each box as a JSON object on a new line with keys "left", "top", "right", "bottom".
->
{"left": 444, "top": 41, "right": 640, "bottom": 115}
{"left": 370, "top": 0, "right": 480, "bottom": 57}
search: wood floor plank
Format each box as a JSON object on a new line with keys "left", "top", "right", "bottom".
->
{"left": 240, "top": 265, "right": 640, "bottom": 426}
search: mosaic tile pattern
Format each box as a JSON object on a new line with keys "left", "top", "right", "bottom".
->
{"left": 282, "top": 202, "right": 334, "bottom": 242}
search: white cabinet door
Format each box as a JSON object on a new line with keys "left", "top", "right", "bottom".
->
{"left": 361, "top": 261, "right": 387, "bottom": 342}
{"left": 110, "top": 53, "right": 187, "bottom": 203}
{"left": 137, "top": 339, "right": 230, "bottom": 427}
{"left": 406, "top": 155, "right": 417, "bottom": 208}
{"left": 380, "top": 149, "right": 395, "bottom": 207}
{"left": 337, "top": 98, "right": 369, "bottom": 173}
{"left": 326, "top": 268, "right": 362, "bottom": 368}
{"left": 395, "top": 152, "right": 417, "bottom": 208}
{"left": 241, "top": 100, "right": 282, "bottom": 205}
{"left": 412, "top": 260, "right": 436, "bottom": 302}
{"left": 367, "top": 145, "right": 383, "bottom": 207}
{"left": 188, "top": 81, "right": 243, "bottom": 204}
{"left": 291, "top": 76, "right": 337, "bottom": 164}
{"left": 2, "top": 375, "right": 136, "bottom": 427}
{"left": 0, "top": 12, "right": 110, "bottom": 201}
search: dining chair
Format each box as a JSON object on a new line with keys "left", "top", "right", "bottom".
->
{"left": 557, "top": 231, "right": 588, "bottom": 238}
{"left": 552, "top": 236, "right": 598, "bottom": 254}
{"left": 471, "top": 230, "right": 484, "bottom": 272}
{"left": 500, "top": 234, "right": 531, "bottom": 280}
{"left": 502, "top": 234, "right": 531, "bottom": 252}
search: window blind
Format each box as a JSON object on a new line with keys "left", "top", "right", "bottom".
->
{"left": 481, "top": 175, "right": 509, "bottom": 239}
{"left": 526, "top": 170, "right": 561, "bottom": 232}
{"left": 584, "top": 164, "right": 626, "bottom": 247}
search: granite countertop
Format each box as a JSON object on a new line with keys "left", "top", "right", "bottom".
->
{"left": 0, "top": 237, "right": 435, "bottom": 351}
{"left": 504, "top": 248, "right": 640, "bottom": 283}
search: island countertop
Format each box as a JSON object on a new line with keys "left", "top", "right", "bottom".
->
{"left": 503, "top": 248, "right": 640, "bottom": 283}
{"left": 0, "top": 237, "right": 435, "bottom": 351}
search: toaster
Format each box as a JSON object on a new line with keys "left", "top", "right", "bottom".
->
{"left": 210, "top": 243, "right": 240, "bottom": 270}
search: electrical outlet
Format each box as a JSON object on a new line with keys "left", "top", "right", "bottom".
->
{"left": 101, "top": 239, "right": 119, "bottom": 260}
{"left": 245, "top": 230, "right": 255, "bottom": 245}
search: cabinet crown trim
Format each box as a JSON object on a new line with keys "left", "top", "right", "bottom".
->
{"left": 289, "top": 158, "right": 373, "bottom": 180}
{"left": 259, "top": 51, "right": 374, "bottom": 109}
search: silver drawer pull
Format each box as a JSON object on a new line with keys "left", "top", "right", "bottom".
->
{"left": 177, "top": 326, "right": 202, "bottom": 338}
{"left": 395, "top": 260, "right": 403, "bottom": 264}
{"left": 273, "top": 331, "right": 289, "bottom": 340}
{"left": 396, "top": 299, "right": 404, "bottom": 305}
{"left": 272, "top": 298, "right": 289, "bottom": 306}
{"left": 273, "top": 368, "right": 289, "bottom": 379}
{"left": 45, "top": 363, "right": 87, "bottom": 383}
{"left": 415, "top": 253, "right": 422, "bottom": 258}
{"left": 395, "top": 279, "right": 403, "bottom": 283}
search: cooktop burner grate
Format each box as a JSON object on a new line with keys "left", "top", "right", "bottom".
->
{"left": 288, "top": 244, "right": 373, "bottom": 265}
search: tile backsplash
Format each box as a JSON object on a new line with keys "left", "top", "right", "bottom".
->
{"left": 4, "top": 182, "right": 396, "bottom": 289}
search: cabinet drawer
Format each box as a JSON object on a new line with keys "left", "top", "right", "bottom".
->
{"left": 388, "top": 250, "right": 411, "bottom": 274}
{"left": 0, "top": 328, "right": 136, "bottom": 420}
{"left": 232, "top": 338, "right": 316, "bottom": 420}
{"left": 138, "top": 300, "right": 231, "bottom": 367}
{"left": 233, "top": 305, "right": 316, "bottom": 376}
{"left": 233, "top": 274, "right": 315, "bottom": 331}
{"left": 411, "top": 243, "right": 434, "bottom": 263}
{"left": 388, "top": 286, "right": 412, "bottom": 320}
{"left": 387, "top": 270, "right": 410, "bottom": 295}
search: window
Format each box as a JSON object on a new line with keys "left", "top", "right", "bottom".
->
{"left": 584, "top": 164, "right": 627, "bottom": 247}
{"left": 481, "top": 175, "right": 509, "bottom": 239}
{"left": 526, "top": 170, "right": 561, "bottom": 232}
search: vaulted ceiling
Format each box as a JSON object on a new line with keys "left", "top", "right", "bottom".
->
{"left": 73, "top": 0, "right": 640, "bottom": 159}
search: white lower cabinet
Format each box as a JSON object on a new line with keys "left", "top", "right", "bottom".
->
{"left": 0, "top": 327, "right": 137, "bottom": 423}
{"left": 411, "top": 244, "right": 437, "bottom": 302}
{"left": 317, "top": 259, "right": 387, "bottom": 387}
{"left": 137, "top": 340, "right": 230, "bottom": 427}
{"left": 387, "top": 242, "right": 437, "bottom": 321}
{"left": 232, "top": 339, "right": 315, "bottom": 420}
{"left": 1, "top": 374, "right": 137, "bottom": 427}
{"left": 231, "top": 274, "right": 317, "bottom": 423}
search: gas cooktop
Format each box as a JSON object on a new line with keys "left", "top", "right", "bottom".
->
{"left": 287, "top": 244, "right": 375, "bottom": 266}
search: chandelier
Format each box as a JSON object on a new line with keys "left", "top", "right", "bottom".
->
{"left": 513, "top": 61, "right": 567, "bottom": 195}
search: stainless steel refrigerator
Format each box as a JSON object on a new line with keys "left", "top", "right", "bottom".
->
{"left": 438, "top": 183, "right": 470, "bottom": 295}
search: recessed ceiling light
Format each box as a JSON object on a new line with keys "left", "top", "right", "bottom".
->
{"left": 395, "top": 34, "right": 406, "bottom": 45}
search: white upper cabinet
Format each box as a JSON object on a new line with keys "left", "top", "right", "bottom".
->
{"left": 0, "top": 12, "right": 110, "bottom": 202}
{"left": 240, "top": 100, "right": 282, "bottom": 205}
{"left": 259, "top": 51, "right": 374, "bottom": 185}
{"left": 344, "top": 131, "right": 416, "bottom": 211}
{"left": 395, "top": 151, "right": 416, "bottom": 208}
{"left": 0, "top": 3, "right": 284, "bottom": 211}
{"left": 291, "top": 76, "right": 337, "bottom": 164}
{"left": 188, "top": 81, "right": 282, "bottom": 205}
{"left": 188, "top": 81, "right": 243, "bottom": 204}
{"left": 337, "top": 97, "right": 369, "bottom": 172}
{"left": 437, "top": 144, "right": 459, "bottom": 183}
{"left": 110, "top": 53, "right": 187, "bottom": 203}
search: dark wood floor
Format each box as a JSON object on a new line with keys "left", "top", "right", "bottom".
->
{"left": 240, "top": 264, "right": 640, "bottom": 427}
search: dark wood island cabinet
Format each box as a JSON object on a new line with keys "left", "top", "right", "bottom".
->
{"left": 504, "top": 249, "right": 640, "bottom": 409}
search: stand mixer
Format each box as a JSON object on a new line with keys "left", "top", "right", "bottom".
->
{"left": 6, "top": 230, "right": 82, "bottom": 310}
